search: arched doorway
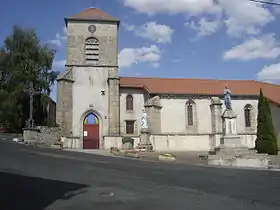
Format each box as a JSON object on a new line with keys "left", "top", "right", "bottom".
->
{"left": 83, "top": 113, "right": 100, "bottom": 149}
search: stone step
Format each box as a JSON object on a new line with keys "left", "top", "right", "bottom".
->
{"left": 207, "top": 153, "right": 272, "bottom": 169}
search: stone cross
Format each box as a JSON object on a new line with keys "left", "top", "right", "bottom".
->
{"left": 25, "top": 82, "right": 40, "bottom": 128}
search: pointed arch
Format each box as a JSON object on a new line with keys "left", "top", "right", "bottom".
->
{"left": 81, "top": 109, "right": 102, "bottom": 149}
{"left": 85, "top": 37, "right": 99, "bottom": 65}
{"left": 83, "top": 113, "right": 99, "bottom": 125}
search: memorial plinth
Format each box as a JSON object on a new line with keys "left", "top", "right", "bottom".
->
{"left": 207, "top": 109, "right": 271, "bottom": 169}
{"left": 136, "top": 128, "right": 153, "bottom": 152}
{"left": 215, "top": 109, "right": 245, "bottom": 151}
{"left": 23, "top": 127, "right": 40, "bottom": 144}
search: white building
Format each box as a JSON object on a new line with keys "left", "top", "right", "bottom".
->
{"left": 56, "top": 8, "right": 280, "bottom": 151}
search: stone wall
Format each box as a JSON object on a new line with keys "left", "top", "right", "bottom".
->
{"left": 56, "top": 76, "right": 73, "bottom": 137}
{"left": 104, "top": 136, "right": 140, "bottom": 149}
{"left": 150, "top": 134, "right": 210, "bottom": 151}
{"left": 103, "top": 133, "right": 256, "bottom": 151}
{"left": 37, "top": 126, "right": 61, "bottom": 145}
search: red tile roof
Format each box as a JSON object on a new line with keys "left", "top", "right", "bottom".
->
{"left": 120, "top": 77, "right": 280, "bottom": 105}
{"left": 66, "top": 7, "right": 119, "bottom": 22}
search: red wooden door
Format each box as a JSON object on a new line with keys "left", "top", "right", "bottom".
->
{"left": 83, "top": 124, "right": 99, "bottom": 149}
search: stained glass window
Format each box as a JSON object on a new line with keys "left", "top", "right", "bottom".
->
{"left": 84, "top": 113, "right": 99, "bottom": 124}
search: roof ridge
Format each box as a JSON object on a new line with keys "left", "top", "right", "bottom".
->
{"left": 255, "top": 80, "right": 280, "bottom": 87}
{"left": 120, "top": 76, "right": 256, "bottom": 82}
{"left": 119, "top": 76, "right": 280, "bottom": 105}
{"left": 66, "top": 7, "right": 119, "bottom": 22}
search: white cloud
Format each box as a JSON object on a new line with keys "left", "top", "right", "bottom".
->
{"left": 123, "top": 0, "right": 275, "bottom": 38}
{"left": 258, "top": 63, "right": 280, "bottom": 80}
{"left": 48, "top": 27, "right": 67, "bottom": 47}
{"left": 123, "top": 0, "right": 221, "bottom": 16}
{"left": 123, "top": 22, "right": 174, "bottom": 44}
{"left": 151, "top": 62, "right": 160, "bottom": 68}
{"left": 118, "top": 45, "right": 162, "bottom": 68}
{"left": 53, "top": 59, "right": 66, "bottom": 70}
{"left": 218, "top": 0, "right": 274, "bottom": 37}
{"left": 123, "top": 23, "right": 136, "bottom": 31}
{"left": 187, "top": 17, "right": 222, "bottom": 37}
{"left": 223, "top": 34, "right": 280, "bottom": 61}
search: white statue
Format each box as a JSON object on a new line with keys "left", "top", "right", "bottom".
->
{"left": 140, "top": 109, "right": 148, "bottom": 129}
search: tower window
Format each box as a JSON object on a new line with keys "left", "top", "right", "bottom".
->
{"left": 85, "top": 37, "right": 99, "bottom": 65}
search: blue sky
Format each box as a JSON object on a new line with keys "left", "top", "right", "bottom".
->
{"left": 1, "top": 0, "right": 280, "bottom": 101}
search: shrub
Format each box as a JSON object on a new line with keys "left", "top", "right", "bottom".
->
{"left": 255, "top": 89, "right": 278, "bottom": 155}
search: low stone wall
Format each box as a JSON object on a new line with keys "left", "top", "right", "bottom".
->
{"left": 150, "top": 134, "right": 210, "bottom": 151}
{"left": 104, "top": 134, "right": 210, "bottom": 151}
{"left": 37, "top": 126, "right": 61, "bottom": 145}
{"left": 103, "top": 136, "right": 140, "bottom": 150}
{"left": 62, "top": 137, "right": 81, "bottom": 149}
{"left": 104, "top": 133, "right": 256, "bottom": 151}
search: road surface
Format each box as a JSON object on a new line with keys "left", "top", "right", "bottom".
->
{"left": 0, "top": 140, "right": 280, "bottom": 210}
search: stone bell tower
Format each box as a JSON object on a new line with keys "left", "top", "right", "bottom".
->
{"left": 56, "top": 7, "right": 121, "bottom": 144}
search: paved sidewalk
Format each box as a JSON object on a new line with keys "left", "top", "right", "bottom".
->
{"left": 139, "top": 151, "right": 208, "bottom": 165}
{"left": 63, "top": 149, "right": 280, "bottom": 169}
{"left": 64, "top": 149, "right": 207, "bottom": 165}
{"left": 65, "top": 149, "right": 113, "bottom": 156}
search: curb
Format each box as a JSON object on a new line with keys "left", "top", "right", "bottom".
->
{"left": 124, "top": 152, "right": 140, "bottom": 158}
{"left": 50, "top": 144, "right": 63, "bottom": 150}
{"left": 195, "top": 163, "right": 280, "bottom": 172}
{"left": 112, "top": 151, "right": 140, "bottom": 159}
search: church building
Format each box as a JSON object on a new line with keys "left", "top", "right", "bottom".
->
{"left": 56, "top": 8, "right": 280, "bottom": 151}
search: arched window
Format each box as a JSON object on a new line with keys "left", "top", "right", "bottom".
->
{"left": 244, "top": 104, "right": 253, "bottom": 127}
{"left": 186, "top": 99, "right": 194, "bottom": 126}
{"left": 85, "top": 37, "right": 99, "bottom": 65}
{"left": 126, "top": 95, "right": 133, "bottom": 111}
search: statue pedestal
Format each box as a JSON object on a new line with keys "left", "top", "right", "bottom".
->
{"left": 136, "top": 128, "right": 153, "bottom": 152}
{"left": 205, "top": 109, "right": 271, "bottom": 169}
{"left": 216, "top": 109, "right": 244, "bottom": 150}
{"left": 23, "top": 127, "right": 40, "bottom": 145}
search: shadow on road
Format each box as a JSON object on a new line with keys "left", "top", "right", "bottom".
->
{"left": 0, "top": 170, "right": 87, "bottom": 210}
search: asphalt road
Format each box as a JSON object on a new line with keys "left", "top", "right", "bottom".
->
{"left": 0, "top": 141, "right": 280, "bottom": 210}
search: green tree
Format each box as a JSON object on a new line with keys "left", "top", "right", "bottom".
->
{"left": 0, "top": 25, "right": 59, "bottom": 132}
{"left": 255, "top": 89, "right": 278, "bottom": 155}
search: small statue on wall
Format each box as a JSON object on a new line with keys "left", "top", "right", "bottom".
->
{"left": 223, "top": 85, "right": 232, "bottom": 110}
{"left": 140, "top": 109, "right": 148, "bottom": 129}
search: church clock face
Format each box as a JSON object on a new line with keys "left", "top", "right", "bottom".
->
{"left": 88, "top": 25, "right": 96, "bottom": 33}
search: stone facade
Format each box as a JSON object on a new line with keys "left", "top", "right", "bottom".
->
{"left": 56, "top": 8, "right": 280, "bottom": 151}
{"left": 56, "top": 11, "right": 121, "bottom": 149}
{"left": 37, "top": 126, "right": 61, "bottom": 145}
{"left": 56, "top": 67, "right": 74, "bottom": 137}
